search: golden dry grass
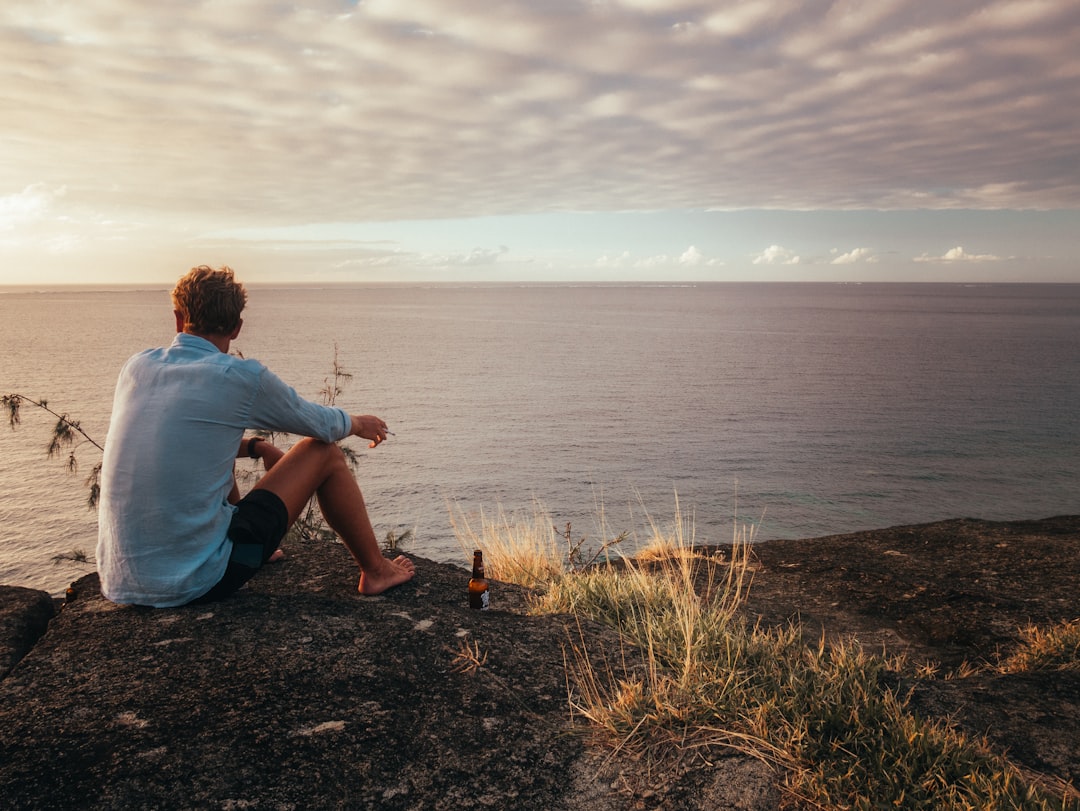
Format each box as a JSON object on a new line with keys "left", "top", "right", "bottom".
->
{"left": 995, "top": 618, "right": 1080, "bottom": 675}
{"left": 453, "top": 498, "right": 1079, "bottom": 810}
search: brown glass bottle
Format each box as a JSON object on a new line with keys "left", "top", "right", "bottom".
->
{"left": 468, "top": 549, "right": 489, "bottom": 610}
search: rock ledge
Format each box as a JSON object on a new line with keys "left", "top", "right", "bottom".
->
{"left": 2, "top": 516, "right": 1078, "bottom": 809}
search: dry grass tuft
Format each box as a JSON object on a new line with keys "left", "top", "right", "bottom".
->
{"left": 452, "top": 498, "right": 1078, "bottom": 809}
{"left": 450, "top": 501, "right": 566, "bottom": 590}
{"left": 995, "top": 618, "right": 1080, "bottom": 675}
{"left": 450, "top": 639, "right": 488, "bottom": 674}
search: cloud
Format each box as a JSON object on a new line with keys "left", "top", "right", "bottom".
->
{"left": 596, "top": 251, "right": 633, "bottom": 269}
{"left": 914, "top": 246, "right": 1004, "bottom": 263}
{"left": 679, "top": 245, "right": 723, "bottom": 266}
{"left": 435, "top": 246, "right": 510, "bottom": 266}
{"left": 753, "top": 245, "right": 801, "bottom": 265}
{"left": 0, "top": 184, "right": 89, "bottom": 255}
{"left": 0, "top": 0, "right": 1078, "bottom": 287}
{"left": 746, "top": 245, "right": 878, "bottom": 266}
{"left": 595, "top": 245, "right": 722, "bottom": 269}
{"left": 830, "top": 247, "right": 877, "bottom": 265}
{"left": 331, "top": 243, "right": 510, "bottom": 269}
{"left": 679, "top": 245, "right": 704, "bottom": 265}
{"left": 0, "top": 184, "right": 65, "bottom": 231}
{"left": 0, "top": 0, "right": 1077, "bottom": 236}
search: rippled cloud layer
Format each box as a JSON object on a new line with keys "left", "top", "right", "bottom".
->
{"left": 1, "top": 1, "right": 1078, "bottom": 280}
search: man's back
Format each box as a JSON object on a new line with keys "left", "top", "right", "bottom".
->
{"left": 95, "top": 263, "right": 413, "bottom": 607}
{"left": 96, "top": 333, "right": 350, "bottom": 607}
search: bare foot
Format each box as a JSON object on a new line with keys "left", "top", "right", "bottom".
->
{"left": 358, "top": 554, "right": 416, "bottom": 595}
{"left": 268, "top": 548, "right": 285, "bottom": 563}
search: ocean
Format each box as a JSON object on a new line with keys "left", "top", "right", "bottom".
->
{"left": 2, "top": 282, "right": 1078, "bottom": 596}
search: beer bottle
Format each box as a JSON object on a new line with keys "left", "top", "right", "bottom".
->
{"left": 469, "top": 549, "right": 490, "bottom": 610}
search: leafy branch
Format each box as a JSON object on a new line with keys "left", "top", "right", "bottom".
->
{"left": 282, "top": 343, "right": 366, "bottom": 543}
{"left": 318, "top": 343, "right": 353, "bottom": 409}
{"left": 3, "top": 393, "right": 103, "bottom": 508}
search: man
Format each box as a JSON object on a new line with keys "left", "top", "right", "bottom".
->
{"left": 96, "top": 265, "right": 414, "bottom": 607}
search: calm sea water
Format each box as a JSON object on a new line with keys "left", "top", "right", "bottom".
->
{"left": 2, "top": 282, "right": 1078, "bottom": 596}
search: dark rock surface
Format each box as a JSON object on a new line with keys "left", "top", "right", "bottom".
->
{"left": 0, "top": 540, "right": 774, "bottom": 811}
{"left": 1, "top": 515, "right": 1077, "bottom": 809}
{"left": 740, "top": 515, "right": 1080, "bottom": 793}
{"left": 0, "top": 585, "right": 55, "bottom": 680}
{"left": 741, "top": 515, "right": 1080, "bottom": 669}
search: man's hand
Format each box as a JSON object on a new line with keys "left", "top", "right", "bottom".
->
{"left": 351, "top": 414, "right": 391, "bottom": 448}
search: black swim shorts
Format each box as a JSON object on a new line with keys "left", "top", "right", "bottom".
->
{"left": 192, "top": 488, "right": 289, "bottom": 603}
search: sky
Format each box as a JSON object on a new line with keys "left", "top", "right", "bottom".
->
{"left": 1, "top": 0, "right": 1078, "bottom": 285}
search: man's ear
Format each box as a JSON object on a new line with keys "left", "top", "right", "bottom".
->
{"left": 174, "top": 310, "right": 185, "bottom": 333}
{"left": 229, "top": 319, "right": 243, "bottom": 340}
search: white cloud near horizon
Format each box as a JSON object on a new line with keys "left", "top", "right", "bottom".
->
{"left": 594, "top": 244, "right": 724, "bottom": 270}
{"left": 830, "top": 247, "right": 877, "bottom": 265}
{"left": 914, "top": 246, "right": 1005, "bottom": 263}
{"left": 753, "top": 245, "right": 802, "bottom": 266}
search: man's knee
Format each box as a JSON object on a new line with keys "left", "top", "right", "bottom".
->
{"left": 294, "top": 437, "right": 348, "bottom": 469}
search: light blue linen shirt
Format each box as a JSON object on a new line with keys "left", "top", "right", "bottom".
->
{"left": 96, "top": 333, "right": 351, "bottom": 607}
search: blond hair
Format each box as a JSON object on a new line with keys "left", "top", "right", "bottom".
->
{"left": 172, "top": 265, "right": 247, "bottom": 336}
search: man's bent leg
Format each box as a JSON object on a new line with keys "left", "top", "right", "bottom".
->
{"left": 252, "top": 438, "right": 415, "bottom": 594}
{"left": 193, "top": 489, "right": 289, "bottom": 603}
